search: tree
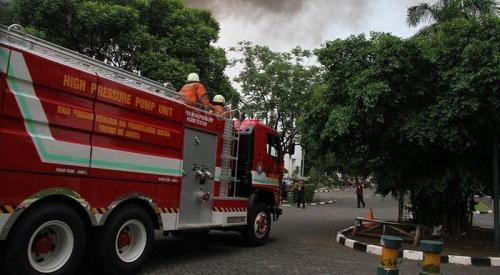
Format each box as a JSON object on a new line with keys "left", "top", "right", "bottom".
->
{"left": 0, "top": 1, "right": 13, "bottom": 25}
{"left": 301, "top": 16, "right": 500, "bottom": 235}
{"left": 407, "top": 0, "right": 499, "bottom": 27}
{"left": 302, "top": 31, "right": 437, "bottom": 189}
{"left": 231, "top": 41, "right": 321, "bottom": 158}
{"left": 405, "top": 16, "right": 500, "bottom": 221}
{"left": 5, "top": 0, "right": 238, "bottom": 102}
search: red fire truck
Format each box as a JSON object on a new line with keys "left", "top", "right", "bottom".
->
{"left": 0, "top": 25, "right": 283, "bottom": 275}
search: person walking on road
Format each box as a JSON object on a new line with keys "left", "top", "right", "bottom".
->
{"left": 292, "top": 179, "right": 306, "bottom": 209}
{"left": 356, "top": 180, "right": 366, "bottom": 208}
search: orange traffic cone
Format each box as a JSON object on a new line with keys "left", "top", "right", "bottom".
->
{"left": 366, "top": 208, "right": 375, "bottom": 226}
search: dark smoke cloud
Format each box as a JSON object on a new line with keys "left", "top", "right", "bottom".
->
{"left": 185, "top": 0, "right": 424, "bottom": 84}
{"left": 186, "top": 0, "right": 425, "bottom": 76}
{"left": 187, "top": 0, "right": 305, "bottom": 16}
{"left": 186, "top": 0, "right": 389, "bottom": 50}
{"left": 187, "top": 0, "right": 368, "bottom": 26}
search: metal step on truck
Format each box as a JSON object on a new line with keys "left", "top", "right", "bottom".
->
{"left": 0, "top": 24, "right": 283, "bottom": 275}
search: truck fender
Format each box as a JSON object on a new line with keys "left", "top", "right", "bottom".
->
{"left": 247, "top": 193, "right": 258, "bottom": 215}
{"left": 0, "top": 187, "right": 96, "bottom": 240}
{"left": 248, "top": 189, "right": 280, "bottom": 221}
{"left": 99, "top": 193, "right": 162, "bottom": 229}
{"left": 247, "top": 190, "right": 274, "bottom": 212}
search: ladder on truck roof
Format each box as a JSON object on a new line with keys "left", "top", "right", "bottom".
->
{"left": 0, "top": 24, "right": 180, "bottom": 101}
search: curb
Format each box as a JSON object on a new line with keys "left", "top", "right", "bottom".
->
{"left": 315, "top": 189, "right": 335, "bottom": 193}
{"left": 474, "top": 210, "right": 493, "bottom": 215}
{"left": 475, "top": 195, "right": 493, "bottom": 200}
{"left": 336, "top": 227, "right": 500, "bottom": 267}
{"left": 314, "top": 188, "right": 355, "bottom": 193}
{"left": 282, "top": 200, "right": 336, "bottom": 207}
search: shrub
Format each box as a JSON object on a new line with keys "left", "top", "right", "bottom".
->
{"left": 287, "top": 183, "right": 316, "bottom": 203}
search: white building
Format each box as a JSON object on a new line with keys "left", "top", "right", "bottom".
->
{"left": 284, "top": 144, "right": 305, "bottom": 178}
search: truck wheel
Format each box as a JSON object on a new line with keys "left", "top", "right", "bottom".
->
{"left": 2, "top": 202, "right": 86, "bottom": 275}
{"left": 243, "top": 202, "right": 271, "bottom": 246}
{"left": 95, "top": 205, "right": 153, "bottom": 275}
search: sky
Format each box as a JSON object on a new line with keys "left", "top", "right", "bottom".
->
{"left": 186, "top": 0, "right": 427, "bottom": 52}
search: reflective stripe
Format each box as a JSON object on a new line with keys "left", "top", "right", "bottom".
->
{"left": 8, "top": 50, "right": 90, "bottom": 167}
{"left": 251, "top": 171, "right": 280, "bottom": 186}
{"left": 91, "top": 147, "right": 182, "bottom": 176}
{"left": 0, "top": 46, "right": 9, "bottom": 73}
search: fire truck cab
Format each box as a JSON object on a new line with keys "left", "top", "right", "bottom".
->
{"left": 0, "top": 25, "right": 283, "bottom": 275}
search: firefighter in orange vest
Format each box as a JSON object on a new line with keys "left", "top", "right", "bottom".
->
{"left": 210, "top": 94, "right": 231, "bottom": 118}
{"left": 179, "top": 73, "right": 212, "bottom": 109}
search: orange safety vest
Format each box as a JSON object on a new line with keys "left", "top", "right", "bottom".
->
{"left": 179, "top": 82, "right": 211, "bottom": 108}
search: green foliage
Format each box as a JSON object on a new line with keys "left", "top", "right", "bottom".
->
{"left": 288, "top": 184, "right": 316, "bottom": 203}
{"left": 231, "top": 42, "right": 321, "bottom": 156}
{"left": 475, "top": 201, "right": 490, "bottom": 212}
{"left": 307, "top": 167, "right": 333, "bottom": 188}
{"left": 407, "top": 0, "right": 499, "bottom": 27}
{"left": 5, "top": 0, "right": 238, "bottom": 102}
{"left": 304, "top": 32, "right": 434, "bottom": 179}
{"left": 301, "top": 16, "right": 500, "bottom": 234}
{"left": 304, "top": 184, "right": 316, "bottom": 203}
{"left": 0, "top": 1, "right": 13, "bottom": 25}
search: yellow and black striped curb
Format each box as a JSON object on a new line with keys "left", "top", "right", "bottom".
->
{"left": 0, "top": 205, "right": 15, "bottom": 213}
{"left": 213, "top": 207, "right": 247, "bottom": 212}
{"left": 336, "top": 226, "right": 500, "bottom": 267}
{"left": 91, "top": 207, "right": 108, "bottom": 214}
{"left": 158, "top": 207, "right": 179, "bottom": 213}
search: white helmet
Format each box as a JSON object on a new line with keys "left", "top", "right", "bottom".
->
{"left": 187, "top": 73, "right": 199, "bottom": 82}
{"left": 213, "top": 94, "right": 226, "bottom": 104}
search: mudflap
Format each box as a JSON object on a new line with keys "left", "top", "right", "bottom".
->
{"left": 272, "top": 207, "right": 282, "bottom": 221}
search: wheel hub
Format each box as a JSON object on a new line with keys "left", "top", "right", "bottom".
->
{"left": 33, "top": 236, "right": 54, "bottom": 254}
{"left": 117, "top": 232, "right": 131, "bottom": 248}
{"left": 254, "top": 212, "right": 269, "bottom": 238}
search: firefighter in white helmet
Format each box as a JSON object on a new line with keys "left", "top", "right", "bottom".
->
{"left": 179, "top": 73, "right": 212, "bottom": 109}
{"left": 210, "top": 94, "right": 230, "bottom": 118}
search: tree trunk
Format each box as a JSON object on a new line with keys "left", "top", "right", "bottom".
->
{"left": 411, "top": 186, "right": 472, "bottom": 237}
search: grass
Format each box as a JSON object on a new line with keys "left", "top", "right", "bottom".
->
{"left": 475, "top": 201, "right": 490, "bottom": 212}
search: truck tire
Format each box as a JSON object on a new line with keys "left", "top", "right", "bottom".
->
{"left": 243, "top": 202, "right": 271, "bottom": 246}
{"left": 94, "top": 205, "right": 154, "bottom": 275}
{"left": 2, "top": 201, "right": 86, "bottom": 275}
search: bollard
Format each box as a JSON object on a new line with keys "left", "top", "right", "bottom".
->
{"left": 420, "top": 240, "right": 443, "bottom": 275}
{"left": 377, "top": 235, "right": 402, "bottom": 275}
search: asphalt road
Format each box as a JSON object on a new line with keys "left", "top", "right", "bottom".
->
{"left": 2, "top": 190, "right": 493, "bottom": 275}
{"left": 136, "top": 190, "right": 498, "bottom": 275}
